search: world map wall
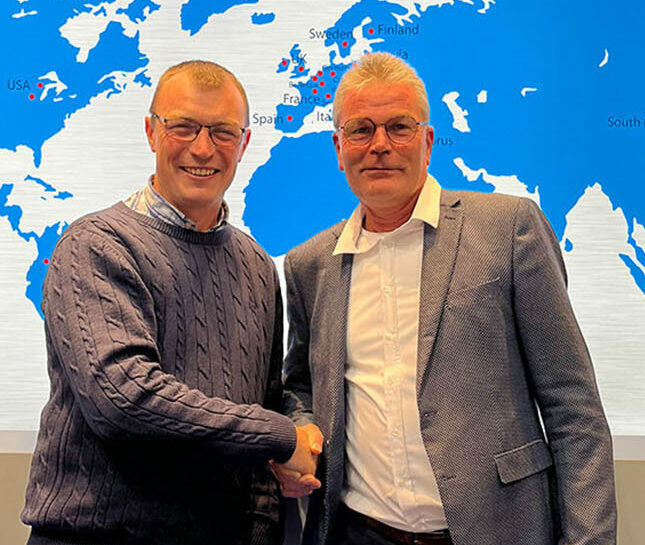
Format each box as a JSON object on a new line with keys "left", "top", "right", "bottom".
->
{"left": 1, "top": 0, "right": 644, "bottom": 452}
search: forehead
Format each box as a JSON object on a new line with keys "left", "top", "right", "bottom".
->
{"left": 340, "top": 82, "right": 422, "bottom": 122}
{"left": 154, "top": 73, "right": 246, "bottom": 123}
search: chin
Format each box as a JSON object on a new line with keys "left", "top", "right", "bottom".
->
{"left": 363, "top": 180, "right": 400, "bottom": 196}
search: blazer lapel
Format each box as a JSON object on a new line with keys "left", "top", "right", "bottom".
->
{"left": 313, "top": 249, "right": 352, "bottom": 514}
{"left": 312, "top": 247, "right": 352, "bottom": 445}
{"left": 416, "top": 192, "right": 464, "bottom": 390}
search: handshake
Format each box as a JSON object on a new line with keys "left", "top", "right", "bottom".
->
{"left": 270, "top": 423, "right": 324, "bottom": 497}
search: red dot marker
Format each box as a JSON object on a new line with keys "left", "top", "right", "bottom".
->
{"left": 368, "top": 28, "right": 374, "bottom": 35}
{"left": 298, "top": 66, "right": 304, "bottom": 72}
{"left": 342, "top": 41, "right": 348, "bottom": 47}
{"left": 287, "top": 115, "right": 293, "bottom": 121}
{"left": 317, "top": 70, "right": 323, "bottom": 76}
{"left": 319, "top": 81, "right": 325, "bottom": 86}
{"left": 312, "top": 88, "right": 318, "bottom": 95}
{"left": 37, "top": 82, "right": 43, "bottom": 89}
{"left": 29, "top": 94, "right": 35, "bottom": 100}
{"left": 325, "top": 93, "right": 331, "bottom": 99}
{"left": 281, "top": 60, "right": 287, "bottom": 66}
{"left": 312, "top": 75, "right": 318, "bottom": 82}
{"left": 330, "top": 71, "right": 336, "bottom": 77}
{"left": 43, "top": 258, "right": 50, "bottom": 264}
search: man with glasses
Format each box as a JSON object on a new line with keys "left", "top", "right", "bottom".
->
{"left": 274, "top": 53, "right": 616, "bottom": 545}
{"left": 22, "top": 60, "right": 322, "bottom": 545}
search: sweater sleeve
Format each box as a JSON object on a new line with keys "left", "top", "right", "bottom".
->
{"left": 43, "top": 226, "right": 297, "bottom": 461}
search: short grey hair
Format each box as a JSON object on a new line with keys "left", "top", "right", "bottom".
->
{"left": 150, "top": 60, "right": 250, "bottom": 126}
{"left": 332, "top": 52, "right": 430, "bottom": 127}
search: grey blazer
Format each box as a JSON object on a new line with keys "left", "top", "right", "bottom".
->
{"left": 283, "top": 189, "right": 616, "bottom": 545}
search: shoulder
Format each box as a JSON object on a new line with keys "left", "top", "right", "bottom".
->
{"left": 43, "top": 206, "right": 147, "bottom": 308}
{"left": 55, "top": 203, "right": 138, "bottom": 257}
{"left": 285, "top": 220, "right": 346, "bottom": 271}
{"left": 442, "top": 189, "right": 543, "bottom": 232}
{"left": 443, "top": 188, "right": 524, "bottom": 216}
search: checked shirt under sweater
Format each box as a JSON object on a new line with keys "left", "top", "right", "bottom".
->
{"left": 22, "top": 202, "right": 296, "bottom": 545}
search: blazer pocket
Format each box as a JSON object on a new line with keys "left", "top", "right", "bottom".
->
{"left": 494, "top": 439, "right": 553, "bottom": 484}
{"left": 445, "top": 277, "right": 501, "bottom": 308}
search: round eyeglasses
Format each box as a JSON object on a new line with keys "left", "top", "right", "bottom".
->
{"left": 151, "top": 113, "right": 247, "bottom": 148}
{"left": 338, "top": 115, "right": 428, "bottom": 146}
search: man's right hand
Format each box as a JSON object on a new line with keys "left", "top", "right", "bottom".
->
{"left": 270, "top": 424, "right": 323, "bottom": 497}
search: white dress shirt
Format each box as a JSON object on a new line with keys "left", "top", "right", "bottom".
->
{"left": 334, "top": 175, "right": 448, "bottom": 532}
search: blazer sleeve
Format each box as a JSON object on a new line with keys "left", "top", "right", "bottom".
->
{"left": 512, "top": 197, "right": 617, "bottom": 545}
{"left": 282, "top": 251, "right": 315, "bottom": 425}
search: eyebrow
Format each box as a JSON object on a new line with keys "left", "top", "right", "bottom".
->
{"left": 160, "top": 114, "right": 240, "bottom": 125}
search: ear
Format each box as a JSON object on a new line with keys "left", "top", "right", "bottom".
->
{"left": 145, "top": 116, "right": 156, "bottom": 152}
{"left": 332, "top": 131, "right": 345, "bottom": 172}
{"left": 424, "top": 125, "right": 434, "bottom": 168}
{"left": 237, "top": 127, "right": 252, "bottom": 163}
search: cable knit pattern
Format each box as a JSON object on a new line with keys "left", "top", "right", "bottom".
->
{"left": 22, "top": 202, "right": 296, "bottom": 545}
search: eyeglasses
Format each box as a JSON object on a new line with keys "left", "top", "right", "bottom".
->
{"left": 150, "top": 113, "right": 247, "bottom": 148}
{"left": 337, "top": 115, "right": 428, "bottom": 146}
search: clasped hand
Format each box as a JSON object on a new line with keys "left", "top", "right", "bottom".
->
{"left": 270, "top": 423, "right": 323, "bottom": 497}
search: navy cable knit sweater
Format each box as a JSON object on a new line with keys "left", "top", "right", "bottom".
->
{"left": 22, "top": 203, "right": 296, "bottom": 545}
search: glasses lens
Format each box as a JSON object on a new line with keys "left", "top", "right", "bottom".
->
{"left": 343, "top": 118, "right": 375, "bottom": 145}
{"left": 164, "top": 119, "right": 201, "bottom": 141}
{"left": 209, "top": 124, "right": 243, "bottom": 147}
{"left": 385, "top": 116, "right": 418, "bottom": 143}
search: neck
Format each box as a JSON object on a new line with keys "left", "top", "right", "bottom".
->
{"left": 189, "top": 202, "right": 223, "bottom": 232}
{"left": 151, "top": 176, "right": 222, "bottom": 232}
{"left": 362, "top": 192, "right": 421, "bottom": 233}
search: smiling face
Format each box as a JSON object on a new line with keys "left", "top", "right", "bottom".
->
{"left": 333, "top": 81, "right": 434, "bottom": 231}
{"left": 145, "top": 72, "right": 250, "bottom": 230}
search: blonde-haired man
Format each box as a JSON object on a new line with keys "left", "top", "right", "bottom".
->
{"left": 276, "top": 52, "right": 616, "bottom": 545}
{"left": 22, "top": 60, "right": 321, "bottom": 545}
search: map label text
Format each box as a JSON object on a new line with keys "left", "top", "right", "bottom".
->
{"left": 283, "top": 93, "right": 323, "bottom": 105}
{"left": 435, "top": 137, "right": 454, "bottom": 146}
{"left": 608, "top": 116, "right": 642, "bottom": 128}
{"left": 252, "top": 113, "right": 284, "bottom": 127}
{"left": 377, "top": 24, "right": 419, "bottom": 36}
{"left": 7, "top": 79, "right": 31, "bottom": 91}
{"left": 309, "top": 27, "right": 351, "bottom": 40}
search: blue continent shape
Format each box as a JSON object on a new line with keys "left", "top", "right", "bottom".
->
{"left": 0, "top": 184, "right": 67, "bottom": 318}
{"left": 25, "top": 175, "right": 74, "bottom": 201}
{"left": 26, "top": 175, "right": 55, "bottom": 193}
{"left": 274, "top": 1, "right": 408, "bottom": 135}
{"left": 276, "top": 58, "right": 290, "bottom": 74}
{"left": 243, "top": 132, "right": 356, "bottom": 256}
{"left": 248, "top": 0, "right": 645, "bottom": 296}
{"left": 251, "top": 12, "right": 275, "bottom": 25}
{"left": 116, "top": 0, "right": 161, "bottom": 24}
{"left": 1, "top": 1, "right": 151, "bottom": 167}
{"left": 181, "top": 0, "right": 258, "bottom": 35}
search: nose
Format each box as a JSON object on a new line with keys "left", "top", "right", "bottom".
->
{"left": 368, "top": 124, "right": 391, "bottom": 154}
{"left": 189, "top": 126, "right": 215, "bottom": 157}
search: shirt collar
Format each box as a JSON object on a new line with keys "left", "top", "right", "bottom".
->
{"left": 138, "top": 176, "right": 229, "bottom": 232}
{"left": 333, "top": 174, "right": 441, "bottom": 256}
